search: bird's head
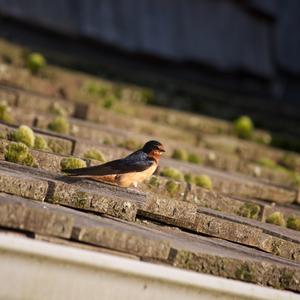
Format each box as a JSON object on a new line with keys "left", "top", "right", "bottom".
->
{"left": 142, "top": 140, "right": 165, "bottom": 161}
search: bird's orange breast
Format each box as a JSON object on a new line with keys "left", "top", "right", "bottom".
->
{"left": 82, "top": 162, "right": 157, "bottom": 187}
{"left": 117, "top": 162, "right": 158, "bottom": 187}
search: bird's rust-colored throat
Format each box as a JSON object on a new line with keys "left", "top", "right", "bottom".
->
{"left": 148, "top": 149, "right": 164, "bottom": 163}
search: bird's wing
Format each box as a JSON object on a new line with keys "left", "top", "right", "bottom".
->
{"left": 65, "top": 152, "right": 154, "bottom": 176}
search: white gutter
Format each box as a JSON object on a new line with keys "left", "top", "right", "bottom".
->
{"left": 0, "top": 233, "right": 298, "bottom": 300}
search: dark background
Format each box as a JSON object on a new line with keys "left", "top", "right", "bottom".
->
{"left": 0, "top": 0, "right": 300, "bottom": 148}
{"left": 0, "top": 0, "right": 300, "bottom": 102}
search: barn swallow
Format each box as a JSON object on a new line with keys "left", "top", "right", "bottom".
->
{"left": 65, "top": 140, "right": 165, "bottom": 187}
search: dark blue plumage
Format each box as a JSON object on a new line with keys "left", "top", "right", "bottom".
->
{"left": 65, "top": 140, "right": 164, "bottom": 177}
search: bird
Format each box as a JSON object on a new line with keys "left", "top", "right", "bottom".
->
{"left": 65, "top": 140, "right": 165, "bottom": 187}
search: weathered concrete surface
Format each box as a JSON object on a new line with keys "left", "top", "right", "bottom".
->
{"left": 50, "top": 181, "right": 140, "bottom": 222}
{"left": 238, "top": 162, "right": 299, "bottom": 188}
{"left": 0, "top": 155, "right": 268, "bottom": 226}
{"left": 195, "top": 213, "right": 263, "bottom": 247}
{"left": 74, "top": 141, "right": 128, "bottom": 162}
{"left": 77, "top": 106, "right": 196, "bottom": 144}
{"left": 202, "top": 135, "right": 285, "bottom": 163}
{"left": 35, "top": 234, "right": 140, "bottom": 260}
{"left": 0, "top": 88, "right": 17, "bottom": 105}
{"left": 30, "top": 149, "right": 64, "bottom": 172}
{"left": 0, "top": 160, "right": 144, "bottom": 222}
{"left": 86, "top": 102, "right": 231, "bottom": 134}
{"left": 0, "top": 121, "right": 74, "bottom": 156}
{"left": 0, "top": 138, "right": 9, "bottom": 159}
{"left": 163, "top": 159, "right": 297, "bottom": 204}
{"left": 73, "top": 215, "right": 170, "bottom": 260}
{"left": 139, "top": 196, "right": 198, "bottom": 229}
{"left": 0, "top": 193, "right": 73, "bottom": 238}
{"left": 0, "top": 138, "right": 67, "bottom": 172}
{"left": 1, "top": 186, "right": 300, "bottom": 292}
{"left": 1, "top": 84, "right": 298, "bottom": 189}
{"left": 195, "top": 207, "right": 300, "bottom": 262}
{"left": 0, "top": 169, "right": 48, "bottom": 201}
{"left": 185, "top": 183, "right": 262, "bottom": 219}
{"left": 0, "top": 193, "right": 170, "bottom": 260}
{"left": 174, "top": 249, "right": 300, "bottom": 292}
{"left": 141, "top": 220, "right": 300, "bottom": 292}
{"left": 42, "top": 135, "right": 73, "bottom": 156}
{"left": 3, "top": 85, "right": 287, "bottom": 180}
{"left": 141, "top": 176, "right": 265, "bottom": 222}
{"left": 5, "top": 103, "right": 296, "bottom": 189}
{"left": 9, "top": 107, "right": 36, "bottom": 126}
{"left": 197, "top": 206, "right": 300, "bottom": 244}
{"left": 140, "top": 176, "right": 186, "bottom": 202}
{"left": 0, "top": 64, "right": 58, "bottom": 96}
{"left": 1, "top": 59, "right": 300, "bottom": 293}
{"left": 139, "top": 193, "right": 300, "bottom": 262}
{"left": 2, "top": 190, "right": 300, "bottom": 293}
{"left": 262, "top": 203, "right": 300, "bottom": 222}
{"left": 17, "top": 90, "right": 75, "bottom": 116}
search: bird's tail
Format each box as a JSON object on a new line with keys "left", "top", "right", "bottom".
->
{"left": 63, "top": 167, "right": 90, "bottom": 176}
{"left": 63, "top": 165, "right": 104, "bottom": 176}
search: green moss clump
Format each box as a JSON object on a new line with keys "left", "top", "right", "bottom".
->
{"left": 235, "top": 264, "right": 254, "bottom": 282}
{"left": 256, "top": 157, "right": 277, "bottom": 168}
{"left": 86, "top": 82, "right": 109, "bottom": 97}
{"left": 73, "top": 191, "right": 90, "bottom": 209}
{"left": 172, "top": 149, "right": 188, "bottom": 161}
{"left": 84, "top": 149, "right": 105, "bottom": 162}
{"left": 103, "top": 137, "right": 113, "bottom": 145}
{"left": 184, "top": 173, "right": 194, "bottom": 184}
{"left": 47, "top": 139, "right": 72, "bottom": 155}
{"left": 26, "top": 52, "right": 46, "bottom": 74}
{"left": 254, "top": 132, "right": 272, "bottom": 145}
{"left": 234, "top": 115, "right": 254, "bottom": 139}
{"left": 60, "top": 157, "right": 86, "bottom": 171}
{"left": 103, "top": 97, "right": 114, "bottom": 109}
{"left": 255, "top": 157, "right": 291, "bottom": 175}
{"left": 22, "top": 153, "right": 35, "bottom": 166}
{"left": 112, "top": 85, "right": 123, "bottom": 99}
{"left": 4, "top": 142, "right": 36, "bottom": 167}
{"left": 34, "top": 136, "right": 48, "bottom": 150}
{"left": 165, "top": 180, "right": 180, "bottom": 196}
{"left": 148, "top": 176, "right": 160, "bottom": 188}
{"left": 286, "top": 216, "right": 300, "bottom": 231}
{"left": 140, "top": 89, "right": 155, "bottom": 104}
{"left": 5, "top": 142, "right": 28, "bottom": 162}
{"left": 11, "top": 125, "right": 35, "bottom": 148}
{"left": 291, "top": 172, "right": 300, "bottom": 187}
{"left": 194, "top": 175, "right": 212, "bottom": 190}
{"left": 0, "top": 101, "right": 13, "bottom": 123}
{"left": 279, "top": 154, "right": 297, "bottom": 171}
{"left": 50, "top": 102, "right": 67, "bottom": 116}
{"left": 238, "top": 203, "right": 261, "bottom": 219}
{"left": 48, "top": 116, "right": 70, "bottom": 134}
{"left": 266, "top": 211, "right": 286, "bottom": 227}
{"left": 280, "top": 272, "right": 295, "bottom": 288}
{"left": 160, "top": 167, "right": 184, "bottom": 181}
{"left": 188, "top": 153, "right": 201, "bottom": 164}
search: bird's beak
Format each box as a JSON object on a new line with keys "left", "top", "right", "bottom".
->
{"left": 158, "top": 145, "right": 166, "bottom": 152}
